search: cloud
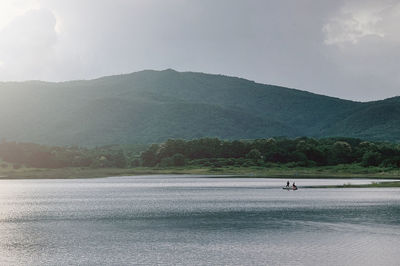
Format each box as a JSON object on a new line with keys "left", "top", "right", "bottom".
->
{"left": 323, "top": 15, "right": 384, "bottom": 45}
{"left": 0, "top": 8, "right": 58, "bottom": 80}
{"left": 323, "top": 1, "right": 400, "bottom": 46}
{"left": 318, "top": 1, "right": 400, "bottom": 100}
{"left": 0, "top": 0, "right": 399, "bottom": 101}
{"left": 0, "top": 0, "right": 40, "bottom": 30}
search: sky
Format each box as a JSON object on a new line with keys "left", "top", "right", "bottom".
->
{"left": 0, "top": 0, "right": 399, "bottom": 101}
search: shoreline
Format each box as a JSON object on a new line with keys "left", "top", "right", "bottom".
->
{"left": 1, "top": 165, "right": 400, "bottom": 180}
{"left": 305, "top": 181, "right": 400, "bottom": 188}
{"left": 1, "top": 166, "right": 399, "bottom": 187}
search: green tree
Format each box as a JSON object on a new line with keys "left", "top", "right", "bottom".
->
{"left": 329, "top": 141, "right": 353, "bottom": 164}
{"left": 172, "top": 153, "right": 186, "bottom": 166}
{"left": 159, "top": 157, "right": 173, "bottom": 167}
{"left": 140, "top": 144, "right": 160, "bottom": 167}
{"left": 246, "top": 149, "right": 262, "bottom": 160}
{"left": 362, "top": 151, "right": 382, "bottom": 167}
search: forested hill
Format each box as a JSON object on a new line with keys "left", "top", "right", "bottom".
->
{"left": 0, "top": 69, "right": 398, "bottom": 145}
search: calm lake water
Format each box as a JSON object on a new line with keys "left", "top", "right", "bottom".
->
{"left": 0, "top": 175, "right": 399, "bottom": 265}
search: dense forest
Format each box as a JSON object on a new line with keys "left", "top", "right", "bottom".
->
{"left": 140, "top": 137, "right": 400, "bottom": 168}
{"left": 0, "top": 141, "right": 146, "bottom": 169}
{"left": 0, "top": 137, "right": 399, "bottom": 169}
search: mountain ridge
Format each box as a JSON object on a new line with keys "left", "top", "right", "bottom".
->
{"left": 0, "top": 69, "right": 398, "bottom": 145}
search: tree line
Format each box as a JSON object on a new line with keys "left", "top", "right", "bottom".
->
{"left": 140, "top": 137, "right": 400, "bottom": 168}
{"left": 0, "top": 137, "right": 399, "bottom": 169}
{"left": 0, "top": 141, "right": 128, "bottom": 169}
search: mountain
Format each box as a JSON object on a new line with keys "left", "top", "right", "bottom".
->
{"left": 320, "top": 96, "right": 400, "bottom": 141}
{"left": 0, "top": 69, "right": 398, "bottom": 145}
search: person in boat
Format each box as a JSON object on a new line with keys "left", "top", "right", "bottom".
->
{"left": 286, "top": 181, "right": 290, "bottom": 187}
{"left": 292, "top": 182, "right": 297, "bottom": 189}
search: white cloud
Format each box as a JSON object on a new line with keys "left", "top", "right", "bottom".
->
{"left": 0, "top": 0, "right": 40, "bottom": 30}
{"left": 0, "top": 8, "right": 58, "bottom": 80}
{"left": 0, "top": 0, "right": 399, "bottom": 100}
{"left": 319, "top": 1, "right": 400, "bottom": 100}
{"left": 322, "top": 1, "right": 390, "bottom": 45}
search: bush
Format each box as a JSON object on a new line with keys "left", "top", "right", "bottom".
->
{"left": 13, "top": 163, "right": 22, "bottom": 169}
{"left": 159, "top": 157, "right": 173, "bottom": 167}
{"left": 246, "top": 149, "right": 262, "bottom": 160}
{"left": 380, "top": 157, "right": 400, "bottom": 168}
{"left": 131, "top": 159, "right": 141, "bottom": 167}
{"left": 172, "top": 153, "right": 185, "bottom": 166}
{"left": 362, "top": 151, "right": 382, "bottom": 167}
{"left": 158, "top": 154, "right": 186, "bottom": 167}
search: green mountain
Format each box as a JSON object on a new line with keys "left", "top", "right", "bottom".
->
{"left": 0, "top": 69, "right": 398, "bottom": 145}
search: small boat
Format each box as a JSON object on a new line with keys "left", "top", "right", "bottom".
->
{"left": 282, "top": 186, "right": 298, "bottom": 190}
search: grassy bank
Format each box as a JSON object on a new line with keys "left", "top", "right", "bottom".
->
{"left": 0, "top": 167, "right": 209, "bottom": 179}
{"left": 1, "top": 164, "right": 400, "bottom": 179}
{"left": 307, "top": 181, "right": 400, "bottom": 188}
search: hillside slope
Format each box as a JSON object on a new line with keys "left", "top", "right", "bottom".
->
{"left": 320, "top": 97, "right": 400, "bottom": 141}
{"left": 0, "top": 69, "right": 397, "bottom": 145}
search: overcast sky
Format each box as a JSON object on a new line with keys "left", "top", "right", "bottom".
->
{"left": 0, "top": 0, "right": 399, "bottom": 101}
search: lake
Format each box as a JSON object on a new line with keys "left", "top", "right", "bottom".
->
{"left": 1, "top": 175, "right": 399, "bottom": 265}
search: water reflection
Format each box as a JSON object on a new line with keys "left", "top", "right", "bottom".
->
{"left": 0, "top": 176, "right": 399, "bottom": 265}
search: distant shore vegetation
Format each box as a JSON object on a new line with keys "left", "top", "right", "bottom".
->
{"left": 0, "top": 137, "right": 399, "bottom": 171}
